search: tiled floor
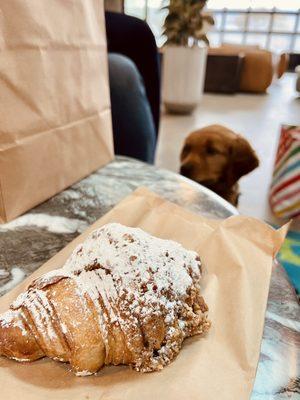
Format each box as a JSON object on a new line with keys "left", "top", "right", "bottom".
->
{"left": 155, "top": 73, "right": 300, "bottom": 227}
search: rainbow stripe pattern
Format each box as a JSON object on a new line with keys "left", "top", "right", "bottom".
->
{"left": 270, "top": 125, "right": 300, "bottom": 219}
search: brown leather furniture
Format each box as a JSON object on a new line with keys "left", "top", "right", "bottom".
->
{"left": 204, "top": 54, "right": 244, "bottom": 94}
{"left": 208, "top": 44, "right": 288, "bottom": 93}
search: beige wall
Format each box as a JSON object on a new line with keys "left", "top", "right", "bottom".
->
{"left": 104, "top": 0, "right": 123, "bottom": 12}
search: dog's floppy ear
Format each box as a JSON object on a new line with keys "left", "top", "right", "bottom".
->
{"left": 180, "top": 140, "right": 190, "bottom": 161}
{"left": 229, "top": 136, "right": 259, "bottom": 183}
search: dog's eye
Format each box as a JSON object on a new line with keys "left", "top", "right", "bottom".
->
{"left": 206, "top": 146, "right": 219, "bottom": 156}
{"left": 182, "top": 144, "right": 191, "bottom": 157}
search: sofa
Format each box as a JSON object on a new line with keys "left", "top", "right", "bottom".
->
{"left": 207, "top": 44, "right": 288, "bottom": 94}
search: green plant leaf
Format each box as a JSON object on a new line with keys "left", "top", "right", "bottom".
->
{"left": 162, "top": 0, "right": 212, "bottom": 45}
{"left": 203, "top": 15, "right": 215, "bottom": 25}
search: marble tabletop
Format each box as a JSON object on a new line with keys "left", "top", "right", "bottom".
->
{"left": 0, "top": 156, "right": 299, "bottom": 399}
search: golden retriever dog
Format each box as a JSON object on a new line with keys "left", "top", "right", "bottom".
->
{"left": 180, "top": 125, "right": 259, "bottom": 206}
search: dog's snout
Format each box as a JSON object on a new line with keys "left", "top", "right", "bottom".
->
{"left": 180, "top": 163, "right": 194, "bottom": 177}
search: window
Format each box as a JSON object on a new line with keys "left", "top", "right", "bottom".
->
{"left": 124, "top": 0, "right": 300, "bottom": 52}
{"left": 211, "top": 8, "right": 300, "bottom": 52}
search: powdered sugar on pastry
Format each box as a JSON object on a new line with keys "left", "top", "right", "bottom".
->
{"left": 1, "top": 223, "right": 210, "bottom": 374}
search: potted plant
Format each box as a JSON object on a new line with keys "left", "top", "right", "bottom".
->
{"left": 162, "top": 0, "right": 214, "bottom": 114}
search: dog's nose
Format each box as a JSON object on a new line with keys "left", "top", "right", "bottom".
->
{"left": 180, "top": 164, "right": 194, "bottom": 177}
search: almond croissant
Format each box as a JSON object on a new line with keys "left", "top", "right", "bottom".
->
{"left": 0, "top": 223, "right": 210, "bottom": 376}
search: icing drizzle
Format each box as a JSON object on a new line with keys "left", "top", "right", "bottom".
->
{"left": 5, "top": 223, "right": 210, "bottom": 372}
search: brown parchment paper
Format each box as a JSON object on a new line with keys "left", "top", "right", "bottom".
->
{"left": 0, "top": 0, "right": 114, "bottom": 223}
{"left": 0, "top": 188, "right": 288, "bottom": 399}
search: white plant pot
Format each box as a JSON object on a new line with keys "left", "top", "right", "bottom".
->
{"left": 162, "top": 44, "right": 207, "bottom": 114}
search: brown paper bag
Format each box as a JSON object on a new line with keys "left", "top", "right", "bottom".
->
{"left": 0, "top": 0, "right": 114, "bottom": 223}
{"left": 0, "top": 188, "right": 287, "bottom": 399}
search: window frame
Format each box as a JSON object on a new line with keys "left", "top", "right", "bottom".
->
{"left": 211, "top": 8, "right": 300, "bottom": 52}
{"left": 123, "top": 2, "right": 300, "bottom": 52}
